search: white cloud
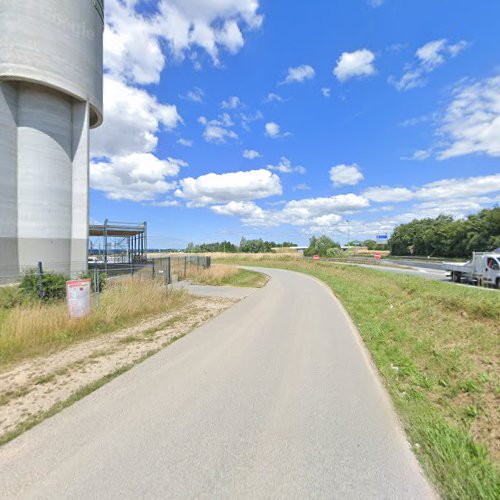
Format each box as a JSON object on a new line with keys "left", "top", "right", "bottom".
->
{"left": 200, "top": 113, "right": 238, "bottom": 144}
{"left": 363, "top": 174, "right": 500, "bottom": 203}
{"left": 91, "top": 75, "right": 182, "bottom": 158}
{"left": 182, "top": 87, "right": 205, "bottom": 102}
{"left": 221, "top": 96, "right": 242, "bottom": 109}
{"left": 265, "top": 121, "right": 290, "bottom": 138}
{"left": 401, "top": 149, "right": 432, "bottom": 161}
{"left": 368, "top": 0, "right": 385, "bottom": 7}
{"left": 241, "top": 194, "right": 369, "bottom": 228}
{"left": 265, "top": 93, "right": 284, "bottom": 103}
{"left": 91, "top": 153, "right": 186, "bottom": 202}
{"left": 267, "top": 157, "right": 306, "bottom": 174}
{"left": 177, "top": 138, "right": 193, "bottom": 147}
{"left": 151, "top": 200, "right": 181, "bottom": 207}
{"left": 321, "top": 87, "right": 331, "bottom": 98}
{"left": 330, "top": 164, "right": 364, "bottom": 187}
{"left": 175, "top": 169, "right": 283, "bottom": 206}
{"left": 282, "top": 65, "right": 316, "bottom": 84}
{"left": 243, "top": 149, "right": 261, "bottom": 159}
{"left": 293, "top": 183, "right": 311, "bottom": 191}
{"left": 390, "top": 39, "right": 468, "bottom": 91}
{"left": 104, "top": 0, "right": 263, "bottom": 84}
{"left": 363, "top": 186, "right": 415, "bottom": 203}
{"left": 438, "top": 76, "right": 500, "bottom": 159}
{"left": 211, "top": 201, "right": 263, "bottom": 217}
{"left": 334, "top": 49, "right": 376, "bottom": 82}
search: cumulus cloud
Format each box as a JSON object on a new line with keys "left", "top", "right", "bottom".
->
{"left": 211, "top": 201, "right": 263, "bottom": 217}
{"left": 91, "top": 75, "right": 182, "bottom": 158}
{"left": 175, "top": 169, "right": 283, "bottom": 206}
{"left": 438, "top": 76, "right": 500, "bottom": 159}
{"left": 181, "top": 87, "right": 205, "bottom": 102}
{"left": 334, "top": 49, "right": 376, "bottom": 82}
{"left": 177, "top": 138, "right": 193, "bottom": 147}
{"left": 200, "top": 113, "right": 238, "bottom": 144}
{"left": 265, "top": 122, "right": 289, "bottom": 138}
{"left": 104, "top": 0, "right": 263, "bottom": 84}
{"left": 390, "top": 39, "right": 468, "bottom": 91}
{"left": 240, "top": 194, "right": 369, "bottom": 228}
{"left": 267, "top": 157, "right": 306, "bottom": 174}
{"left": 363, "top": 174, "right": 500, "bottom": 203}
{"left": 243, "top": 149, "right": 262, "bottom": 159}
{"left": 329, "top": 164, "right": 364, "bottom": 187}
{"left": 221, "top": 96, "right": 242, "bottom": 109}
{"left": 282, "top": 65, "right": 316, "bottom": 84}
{"left": 265, "top": 93, "right": 284, "bottom": 103}
{"left": 91, "top": 153, "right": 187, "bottom": 201}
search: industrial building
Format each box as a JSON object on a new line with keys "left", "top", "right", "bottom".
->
{"left": 0, "top": 1, "right": 104, "bottom": 277}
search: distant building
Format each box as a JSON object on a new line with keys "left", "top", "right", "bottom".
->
{"left": 0, "top": 1, "right": 104, "bottom": 277}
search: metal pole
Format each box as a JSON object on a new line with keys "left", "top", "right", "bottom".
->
{"left": 152, "top": 258, "right": 155, "bottom": 279}
{"left": 37, "top": 261, "right": 44, "bottom": 301}
{"left": 94, "top": 267, "right": 99, "bottom": 306}
{"left": 165, "top": 257, "right": 171, "bottom": 295}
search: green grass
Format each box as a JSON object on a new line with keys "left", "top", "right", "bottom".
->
{"left": 221, "top": 268, "right": 269, "bottom": 287}
{"left": 216, "top": 256, "right": 500, "bottom": 500}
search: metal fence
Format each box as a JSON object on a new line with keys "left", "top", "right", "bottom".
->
{"left": 0, "top": 255, "right": 211, "bottom": 289}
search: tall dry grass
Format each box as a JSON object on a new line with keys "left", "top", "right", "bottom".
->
{"left": 187, "top": 264, "right": 239, "bottom": 286}
{"left": 0, "top": 278, "right": 187, "bottom": 366}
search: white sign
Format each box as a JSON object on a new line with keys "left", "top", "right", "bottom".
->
{"left": 376, "top": 234, "right": 389, "bottom": 245}
{"left": 66, "top": 279, "right": 91, "bottom": 318}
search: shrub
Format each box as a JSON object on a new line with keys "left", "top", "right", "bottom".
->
{"left": 0, "top": 286, "right": 25, "bottom": 309}
{"left": 80, "top": 270, "right": 108, "bottom": 292}
{"left": 326, "top": 247, "right": 346, "bottom": 258}
{"left": 20, "top": 270, "right": 68, "bottom": 301}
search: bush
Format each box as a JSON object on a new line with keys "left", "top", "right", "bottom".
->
{"left": 80, "top": 270, "right": 108, "bottom": 292}
{"left": 20, "top": 270, "right": 68, "bottom": 301}
{"left": 0, "top": 286, "right": 25, "bottom": 309}
{"left": 326, "top": 247, "right": 346, "bottom": 258}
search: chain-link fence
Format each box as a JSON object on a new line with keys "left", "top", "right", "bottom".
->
{"left": 0, "top": 255, "right": 211, "bottom": 291}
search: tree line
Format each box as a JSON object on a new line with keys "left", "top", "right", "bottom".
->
{"left": 185, "top": 238, "right": 297, "bottom": 254}
{"left": 388, "top": 207, "right": 500, "bottom": 258}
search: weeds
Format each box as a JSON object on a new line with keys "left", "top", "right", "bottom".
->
{"left": 0, "top": 278, "right": 187, "bottom": 366}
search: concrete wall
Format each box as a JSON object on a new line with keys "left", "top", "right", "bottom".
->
{"left": 0, "top": 1, "right": 103, "bottom": 278}
{"left": 0, "top": 0, "right": 104, "bottom": 127}
{"left": 0, "top": 81, "right": 19, "bottom": 278}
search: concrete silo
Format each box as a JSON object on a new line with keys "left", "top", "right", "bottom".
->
{"left": 0, "top": 0, "right": 104, "bottom": 278}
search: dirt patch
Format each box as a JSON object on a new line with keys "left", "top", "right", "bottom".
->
{"left": 0, "top": 295, "right": 236, "bottom": 441}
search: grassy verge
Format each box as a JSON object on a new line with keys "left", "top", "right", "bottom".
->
{"left": 188, "top": 264, "right": 268, "bottom": 288}
{"left": 216, "top": 256, "right": 499, "bottom": 500}
{"left": 0, "top": 278, "right": 187, "bottom": 367}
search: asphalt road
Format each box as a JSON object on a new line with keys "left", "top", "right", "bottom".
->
{"left": 0, "top": 268, "right": 435, "bottom": 499}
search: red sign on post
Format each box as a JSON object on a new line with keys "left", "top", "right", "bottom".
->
{"left": 374, "top": 253, "right": 382, "bottom": 261}
{"left": 313, "top": 255, "right": 320, "bottom": 261}
{"left": 66, "top": 279, "right": 91, "bottom": 318}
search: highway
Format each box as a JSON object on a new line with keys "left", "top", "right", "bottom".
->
{"left": 0, "top": 268, "right": 435, "bottom": 499}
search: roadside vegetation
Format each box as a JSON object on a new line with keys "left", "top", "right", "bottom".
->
{"left": 389, "top": 207, "right": 500, "bottom": 258}
{"left": 188, "top": 264, "right": 268, "bottom": 288}
{"left": 0, "top": 277, "right": 188, "bottom": 367}
{"left": 216, "top": 255, "right": 499, "bottom": 500}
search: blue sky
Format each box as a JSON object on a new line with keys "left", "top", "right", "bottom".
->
{"left": 90, "top": 0, "right": 500, "bottom": 248}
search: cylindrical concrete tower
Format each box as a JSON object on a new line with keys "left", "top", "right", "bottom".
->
{"left": 0, "top": 0, "right": 104, "bottom": 278}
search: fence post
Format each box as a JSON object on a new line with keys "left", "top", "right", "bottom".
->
{"left": 165, "top": 257, "right": 171, "bottom": 294}
{"left": 94, "top": 267, "right": 100, "bottom": 306}
{"left": 37, "top": 261, "right": 44, "bottom": 301}
{"left": 152, "top": 259, "right": 155, "bottom": 279}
